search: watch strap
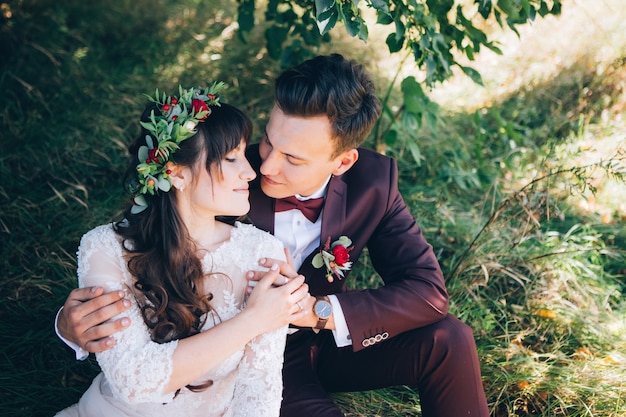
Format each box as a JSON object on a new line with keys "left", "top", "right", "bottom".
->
{"left": 315, "top": 316, "right": 329, "bottom": 330}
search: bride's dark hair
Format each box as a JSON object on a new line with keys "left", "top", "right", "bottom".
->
{"left": 114, "top": 101, "right": 252, "bottom": 347}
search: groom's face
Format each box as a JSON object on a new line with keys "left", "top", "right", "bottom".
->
{"left": 258, "top": 106, "right": 354, "bottom": 199}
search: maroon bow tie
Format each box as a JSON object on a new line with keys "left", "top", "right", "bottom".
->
{"left": 274, "top": 196, "right": 325, "bottom": 223}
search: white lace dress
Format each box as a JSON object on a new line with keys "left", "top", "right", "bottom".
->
{"left": 56, "top": 222, "right": 288, "bottom": 417}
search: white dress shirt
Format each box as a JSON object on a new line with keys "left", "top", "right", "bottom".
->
{"left": 273, "top": 177, "right": 352, "bottom": 347}
{"left": 55, "top": 307, "right": 89, "bottom": 360}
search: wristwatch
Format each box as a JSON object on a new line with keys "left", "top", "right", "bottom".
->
{"left": 313, "top": 296, "right": 332, "bottom": 330}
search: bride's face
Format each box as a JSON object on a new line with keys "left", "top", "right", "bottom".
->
{"left": 184, "top": 139, "right": 256, "bottom": 218}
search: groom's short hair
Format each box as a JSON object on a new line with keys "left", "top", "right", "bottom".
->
{"left": 274, "top": 53, "right": 382, "bottom": 157}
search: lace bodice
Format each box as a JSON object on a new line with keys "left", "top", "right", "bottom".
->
{"left": 65, "top": 222, "right": 287, "bottom": 417}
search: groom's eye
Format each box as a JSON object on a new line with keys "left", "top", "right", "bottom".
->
{"left": 286, "top": 156, "right": 302, "bottom": 166}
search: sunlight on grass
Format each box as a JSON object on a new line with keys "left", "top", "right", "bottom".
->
{"left": 2, "top": 0, "right": 625, "bottom": 416}
{"left": 429, "top": 0, "right": 626, "bottom": 110}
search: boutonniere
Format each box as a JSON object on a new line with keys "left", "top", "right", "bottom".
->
{"left": 312, "top": 236, "right": 353, "bottom": 282}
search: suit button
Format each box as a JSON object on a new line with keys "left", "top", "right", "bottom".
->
{"left": 375, "top": 334, "right": 382, "bottom": 342}
{"left": 382, "top": 332, "right": 389, "bottom": 340}
{"left": 362, "top": 339, "right": 370, "bottom": 347}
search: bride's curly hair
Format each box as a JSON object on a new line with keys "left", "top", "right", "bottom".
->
{"left": 113, "top": 101, "right": 252, "bottom": 389}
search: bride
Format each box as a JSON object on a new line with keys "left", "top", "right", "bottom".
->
{"left": 56, "top": 85, "right": 310, "bottom": 417}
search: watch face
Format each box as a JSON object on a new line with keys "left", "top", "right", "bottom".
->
{"left": 314, "top": 300, "right": 332, "bottom": 319}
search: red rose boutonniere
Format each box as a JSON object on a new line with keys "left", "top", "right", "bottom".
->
{"left": 312, "top": 236, "right": 353, "bottom": 282}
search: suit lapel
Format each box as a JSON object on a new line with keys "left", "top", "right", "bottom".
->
{"left": 300, "top": 174, "right": 349, "bottom": 295}
{"left": 320, "top": 174, "right": 347, "bottom": 244}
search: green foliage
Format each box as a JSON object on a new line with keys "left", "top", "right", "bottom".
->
{"left": 239, "top": 0, "right": 562, "bottom": 86}
{"left": 2, "top": 0, "right": 625, "bottom": 416}
{"left": 235, "top": 0, "right": 563, "bottom": 170}
{"left": 346, "top": 34, "right": 626, "bottom": 415}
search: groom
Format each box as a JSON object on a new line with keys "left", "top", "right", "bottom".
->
{"left": 56, "top": 54, "right": 489, "bottom": 417}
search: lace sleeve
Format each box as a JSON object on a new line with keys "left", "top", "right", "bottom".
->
{"left": 77, "top": 225, "right": 177, "bottom": 405}
{"left": 230, "top": 228, "right": 289, "bottom": 416}
{"left": 231, "top": 327, "right": 287, "bottom": 416}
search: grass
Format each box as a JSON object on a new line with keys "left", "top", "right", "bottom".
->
{"left": 1, "top": 0, "right": 625, "bottom": 416}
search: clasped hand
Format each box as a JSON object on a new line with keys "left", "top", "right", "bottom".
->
{"left": 57, "top": 251, "right": 316, "bottom": 354}
{"left": 246, "top": 252, "right": 316, "bottom": 328}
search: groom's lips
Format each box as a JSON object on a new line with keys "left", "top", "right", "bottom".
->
{"left": 261, "top": 175, "right": 281, "bottom": 186}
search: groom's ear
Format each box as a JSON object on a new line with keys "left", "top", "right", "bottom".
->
{"left": 331, "top": 149, "right": 359, "bottom": 176}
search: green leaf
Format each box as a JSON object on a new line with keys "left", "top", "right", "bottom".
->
{"left": 385, "top": 32, "right": 404, "bottom": 53}
{"left": 131, "top": 204, "right": 147, "bottom": 215}
{"left": 157, "top": 176, "right": 171, "bottom": 192}
{"left": 316, "top": 11, "right": 337, "bottom": 35}
{"left": 426, "top": 0, "right": 453, "bottom": 17}
{"left": 334, "top": 236, "right": 352, "bottom": 247}
{"left": 265, "top": 25, "right": 289, "bottom": 59}
{"left": 315, "top": 0, "right": 335, "bottom": 17}
{"left": 312, "top": 253, "right": 324, "bottom": 268}
{"left": 138, "top": 145, "right": 149, "bottom": 162}
{"left": 520, "top": 0, "right": 531, "bottom": 18}
{"left": 425, "top": 102, "right": 440, "bottom": 132}
{"left": 497, "top": 0, "right": 516, "bottom": 17}
{"left": 341, "top": 3, "right": 363, "bottom": 38}
{"left": 376, "top": 12, "right": 393, "bottom": 25}
{"left": 237, "top": 0, "right": 255, "bottom": 33}
{"left": 484, "top": 41, "right": 502, "bottom": 55}
{"left": 402, "top": 111, "right": 420, "bottom": 131}
{"left": 317, "top": 4, "right": 336, "bottom": 22}
{"left": 344, "top": 17, "right": 360, "bottom": 37}
{"left": 134, "top": 195, "right": 147, "bottom": 206}
{"left": 394, "top": 18, "right": 405, "bottom": 40}
{"left": 322, "top": 252, "right": 335, "bottom": 268}
{"left": 370, "top": 0, "right": 389, "bottom": 13}
{"left": 458, "top": 64, "right": 484, "bottom": 85}
{"left": 357, "top": 21, "right": 368, "bottom": 41}
{"left": 477, "top": 0, "right": 492, "bottom": 18}
{"left": 407, "top": 140, "right": 422, "bottom": 166}
{"left": 401, "top": 76, "right": 425, "bottom": 113}
{"left": 265, "top": 0, "right": 279, "bottom": 20}
{"left": 384, "top": 128, "right": 398, "bottom": 146}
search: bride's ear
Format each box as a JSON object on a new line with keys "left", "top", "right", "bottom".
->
{"left": 166, "top": 162, "right": 186, "bottom": 191}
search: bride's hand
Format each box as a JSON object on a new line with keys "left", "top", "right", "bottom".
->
{"left": 245, "top": 264, "right": 309, "bottom": 333}
{"left": 246, "top": 248, "right": 299, "bottom": 295}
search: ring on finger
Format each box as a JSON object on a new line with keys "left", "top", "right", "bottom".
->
{"left": 296, "top": 301, "right": 303, "bottom": 311}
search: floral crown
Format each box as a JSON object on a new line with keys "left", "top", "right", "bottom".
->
{"left": 130, "top": 83, "right": 225, "bottom": 214}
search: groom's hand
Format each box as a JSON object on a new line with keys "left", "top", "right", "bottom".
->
{"left": 246, "top": 254, "right": 319, "bottom": 328}
{"left": 245, "top": 248, "right": 299, "bottom": 294}
{"left": 58, "top": 287, "right": 131, "bottom": 353}
{"left": 246, "top": 257, "right": 297, "bottom": 294}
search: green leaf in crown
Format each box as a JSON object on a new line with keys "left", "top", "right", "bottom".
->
{"left": 130, "top": 83, "right": 225, "bottom": 213}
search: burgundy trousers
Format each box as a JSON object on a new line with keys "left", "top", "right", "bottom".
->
{"left": 279, "top": 314, "right": 489, "bottom": 417}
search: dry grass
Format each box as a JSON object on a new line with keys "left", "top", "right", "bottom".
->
{"left": 1, "top": 0, "right": 625, "bottom": 416}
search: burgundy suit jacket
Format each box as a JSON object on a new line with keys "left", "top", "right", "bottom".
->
{"left": 246, "top": 144, "right": 449, "bottom": 352}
